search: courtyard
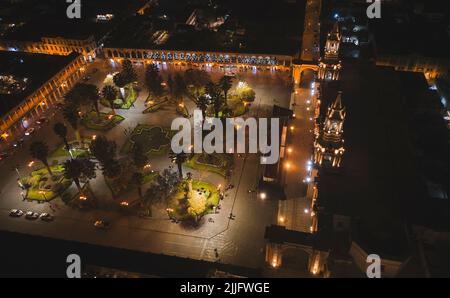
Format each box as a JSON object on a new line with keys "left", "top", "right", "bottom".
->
{"left": 0, "top": 57, "right": 292, "bottom": 269}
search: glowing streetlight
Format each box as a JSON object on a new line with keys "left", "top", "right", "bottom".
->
{"left": 285, "top": 162, "right": 291, "bottom": 170}
{"left": 260, "top": 192, "right": 267, "bottom": 200}
{"left": 92, "top": 135, "right": 97, "bottom": 140}
{"left": 279, "top": 216, "right": 285, "bottom": 224}
{"left": 290, "top": 126, "right": 295, "bottom": 132}
{"left": 304, "top": 208, "right": 309, "bottom": 214}
{"left": 287, "top": 148, "right": 293, "bottom": 153}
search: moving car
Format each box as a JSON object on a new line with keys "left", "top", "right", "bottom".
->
{"left": 94, "top": 220, "right": 110, "bottom": 229}
{"left": 25, "top": 211, "right": 39, "bottom": 220}
{"left": 9, "top": 209, "right": 24, "bottom": 217}
{"left": 40, "top": 213, "right": 54, "bottom": 222}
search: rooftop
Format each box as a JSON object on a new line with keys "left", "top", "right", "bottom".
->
{"left": 104, "top": 0, "right": 306, "bottom": 56}
{"left": 0, "top": 50, "right": 80, "bottom": 117}
{"left": 316, "top": 61, "right": 435, "bottom": 258}
{"left": 0, "top": 0, "right": 148, "bottom": 41}
{"left": 370, "top": 5, "right": 450, "bottom": 58}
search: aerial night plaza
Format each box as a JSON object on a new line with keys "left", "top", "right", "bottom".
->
{"left": 0, "top": 0, "right": 449, "bottom": 284}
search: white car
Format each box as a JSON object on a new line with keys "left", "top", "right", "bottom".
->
{"left": 25, "top": 211, "right": 39, "bottom": 220}
{"left": 94, "top": 220, "right": 110, "bottom": 230}
{"left": 40, "top": 213, "right": 54, "bottom": 222}
{"left": 24, "top": 127, "right": 35, "bottom": 136}
{"left": 9, "top": 209, "right": 24, "bottom": 217}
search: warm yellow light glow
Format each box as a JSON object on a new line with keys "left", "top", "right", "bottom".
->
{"left": 260, "top": 192, "right": 267, "bottom": 199}
{"left": 285, "top": 162, "right": 291, "bottom": 169}
{"left": 28, "top": 161, "right": 35, "bottom": 167}
{"left": 271, "top": 259, "right": 278, "bottom": 268}
{"left": 79, "top": 195, "right": 87, "bottom": 201}
{"left": 287, "top": 148, "right": 293, "bottom": 153}
{"left": 108, "top": 114, "right": 114, "bottom": 120}
{"left": 120, "top": 201, "right": 129, "bottom": 206}
{"left": 1, "top": 133, "right": 9, "bottom": 139}
{"left": 279, "top": 216, "right": 285, "bottom": 223}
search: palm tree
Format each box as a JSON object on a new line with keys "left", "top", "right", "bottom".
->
{"left": 173, "top": 73, "right": 186, "bottom": 102}
{"left": 53, "top": 122, "right": 70, "bottom": 154}
{"left": 218, "top": 75, "right": 233, "bottom": 102}
{"left": 131, "top": 172, "right": 144, "bottom": 199}
{"left": 83, "top": 83, "right": 101, "bottom": 117}
{"left": 102, "top": 158, "right": 121, "bottom": 179}
{"left": 89, "top": 136, "right": 117, "bottom": 165}
{"left": 89, "top": 136, "right": 121, "bottom": 182}
{"left": 184, "top": 69, "right": 210, "bottom": 97}
{"left": 195, "top": 94, "right": 209, "bottom": 120}
{"left": 102, "top": 85, "right": 118, "bottom": 114}
{"left": 143, "top": 184, "right": 161, "bottom": 217}
{"left": 113, "top": 72, "right": 127, "bottom": 100}
{"left": 29, "top": 141, "right": 52, "bottom": 176}
{"left": 145, "top": 64, "right": 164, "bottom": 99}
{"left": 132, "top": 144, "right": 148, "bottom": 169}
{"left": 122, "top": 59, "right": 137, "bottom": 84}
{"left": 62, "top": 103, "right": 82, "bottom": 143}
{"left": 169, "top": 150, "right": 187, "bottom": 179}
{"left": 63, "top": 158, "right": 96, "bottom": 194}
{"left": 206, "top": 82, "right": 224, "bottom": 118}
{"left": 167, "top": 74, "right": 174, "bottom": 97}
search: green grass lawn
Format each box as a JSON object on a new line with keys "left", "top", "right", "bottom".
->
{"left": 25, "top": 165, "right": 72, "bottom": 201}
{"left": 121, "top": 125, "right": 171, "bottom": 155}
{"left": 100, "top": 85, "right": 138, "bottom": 110}
{"left": 167, "top": 180, "right": 219, "bottom": 221}
{"left": 143, "top": 98, "right": 168, "bottom": 114}
{"left": 142, "top": 170, "right": 159, "bottom": 184}
{"left": 228, "top": 97, "right": 247, "bottom": 117}
{"left": 184, "top": 154, "right": 233, "bottom": 177}
{"left": 50, "top": 140, "right": 91, "bottom": 158}
{"left": 82, "top": 111, "right": 125, "bottom": 131}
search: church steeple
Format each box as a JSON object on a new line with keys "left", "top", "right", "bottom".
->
{"left": 313, "top": 91, "right": 346, "bottom": 168}
{"left": 324, "top": 23, "right": 341, "bottom": 60}
{"left": 318, "top": 22, "right": 342, "bottom": 81}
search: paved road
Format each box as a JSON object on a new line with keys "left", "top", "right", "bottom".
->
{"left": 0, "top": 59, "right": 290, "bottom": 270}
{"left": 301, "top": 0, "right": 322, "bottom": 62}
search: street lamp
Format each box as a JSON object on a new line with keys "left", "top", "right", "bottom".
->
{"left": 260, "top": 192, "right": 267, "bottom": 200}
{"left": 39, "top": 191, "right": 47, "bottom": 201}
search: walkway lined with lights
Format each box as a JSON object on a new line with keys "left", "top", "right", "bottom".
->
{"left": 277, "top": 82, "right": 318, "bottom": 233}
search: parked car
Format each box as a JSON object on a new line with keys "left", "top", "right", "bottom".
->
{"left": 24, "top": 127, "right": 35, "bottom": 136}
{"left": 40, "top": 213, "right": 54, "bottom": 222}
{"left": 13, "top": 138, "right": 25, "bottom": 148}
{"left": 0, "top": 152, "right": 8, "bottom": 162}
{"left": 36, "top": 117, "right": 48, "bottom": 125}
{"left": 9, "top": 209, "right": 24, "bottom": 217}
{"left": 25, "top": 211, "right": 39, "bottom": 220}
{"left": 94, "top": 220, "right": 110, "bottom": 230}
